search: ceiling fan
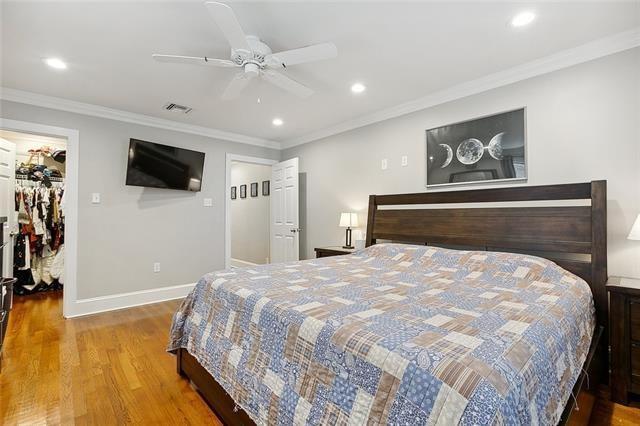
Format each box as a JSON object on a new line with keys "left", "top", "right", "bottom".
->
{"left": 152, "top": 1, "right": 338, "bottom": 100}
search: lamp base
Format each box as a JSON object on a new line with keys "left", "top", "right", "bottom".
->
{"left": 343, "top": 227, "right": 354, "bottom": 250}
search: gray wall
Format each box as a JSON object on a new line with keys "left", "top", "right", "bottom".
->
{"left": 231, "top": 161, "right": 271, "bottom": 265}
{"left": 283, "top": 48, "right": 640, "bottom": 279}
{"left": 0, "top": 100, "right": 280, "bottom": 298}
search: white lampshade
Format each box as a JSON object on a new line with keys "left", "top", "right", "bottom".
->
{"left": 628, "top": 214, "right": 640, "bottom": 240}
{"left": 339, "top": 212, "right": 358, "bottom": 228}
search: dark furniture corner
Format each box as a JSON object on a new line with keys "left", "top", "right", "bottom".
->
{"left": 314, "top": 246, "right": 357, "bottom": 258}
{"left": 0, "top": 216, "right": 15, "bottom": 372}
{"left": 0, "top": 277, "right": 15, "bottom": 372}
{"left": 608, "top": 276, "right": 640, "bottom": 405}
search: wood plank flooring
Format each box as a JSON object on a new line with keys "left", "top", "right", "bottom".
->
{"left": 1, "top": 291, "right": 638, "bottom": 425}
{"left": 1, "top": 291, "right": 220, "bottom": 425}
{"left": 591, "top": 393, "right": 640, "bottom": 426}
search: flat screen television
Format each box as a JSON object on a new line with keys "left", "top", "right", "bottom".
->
{"left": 125, "top": 139, "right": 205, "bottom": 192}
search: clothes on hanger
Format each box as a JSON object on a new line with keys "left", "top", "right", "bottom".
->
{"left": 13, "top": 180, "right": 65, "bottom": 295}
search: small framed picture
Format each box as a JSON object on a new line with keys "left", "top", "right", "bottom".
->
{"left": 230, "top": 186, "right": 237, "bottom": 200}
{"left": 239, "top": 184, "right": 246, "bottom": 198}
{"left": 250, "top": 182, "right": 258, "bottom": 197}
{"left": 262, "top": 180, "right": 270, "bottom": 196}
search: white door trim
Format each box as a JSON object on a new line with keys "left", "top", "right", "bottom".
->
{"left": 225, "top": 153, "right": 278, "bottom": 269}
{"left": 0, "top": 118, "right": 79, "bottom": 318}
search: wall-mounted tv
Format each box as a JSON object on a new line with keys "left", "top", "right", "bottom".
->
{"left": 125, "top": 139, "right": 205, "bottom": 192}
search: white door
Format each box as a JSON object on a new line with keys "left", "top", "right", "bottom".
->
{"left": 270, "top": 158, "right": 299, "bottom": 263}
{"left": 0, "top": 138, "right": 16, "bottom": 278}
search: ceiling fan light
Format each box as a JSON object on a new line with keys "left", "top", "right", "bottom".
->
{"left": 272, "top": 118, "right": 284, "bottom": 126}
{"left": 351, "top": 82, "right": 366, "bottom": 94}
{"left": 155, "top": 2, "right": 334, "bottom": 99}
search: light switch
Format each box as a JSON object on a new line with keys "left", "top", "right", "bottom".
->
{"left": 401, "top": 156, "right": 408, "bottom": 167}
{"left": 203, "top": 198, "right": 213, "bottom": 207}
{"left": 91, "top": 193, "right": 101, "bottom": 204}
{"left": 381, "top": 158, "right": 388, "bottom": 170}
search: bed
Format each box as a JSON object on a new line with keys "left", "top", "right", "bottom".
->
{"left": 169, "top": 181, "right": 607, "bottom": 425}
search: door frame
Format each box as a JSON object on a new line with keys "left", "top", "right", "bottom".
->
{"left": 0, "top": 118, "right": 79, "bottom": 318}
{"left": 225, "top": 153, "right": 277, "bottom": 269}
{"left": 0, "top": 137, "right": 16, "bottom": 278}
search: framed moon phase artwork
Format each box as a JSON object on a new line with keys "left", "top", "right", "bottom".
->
{"left": 426, "top": 108, "right": 526, "bottom": 187}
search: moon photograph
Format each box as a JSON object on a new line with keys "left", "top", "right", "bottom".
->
{"left": 426, "top": 108, "right": 526, "bottom": 187}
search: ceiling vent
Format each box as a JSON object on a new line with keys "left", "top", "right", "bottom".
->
{"left": 163, "top": 102, "right": 192, "bottom": 114}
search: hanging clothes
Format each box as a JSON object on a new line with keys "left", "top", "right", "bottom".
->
{"left": 13, "top": 180, "right": 65, "bottom": 295}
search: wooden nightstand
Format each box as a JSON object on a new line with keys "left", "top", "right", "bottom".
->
{"left": 607, "top": 276, "right": 640, "bottom": 405}
{"left": 314, "top": 246, "right": 356, "bottom": 258}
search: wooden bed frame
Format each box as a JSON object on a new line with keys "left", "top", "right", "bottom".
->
{"left": 177, "top": 181, "right": 608, "bottom": 426}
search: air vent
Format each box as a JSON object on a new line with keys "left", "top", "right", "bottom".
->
{"left": 163, "top": 102, "right": 192, "bottom": 114}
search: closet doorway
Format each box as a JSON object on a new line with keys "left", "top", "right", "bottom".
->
{"left": 0, "top": 119, "right": 78, "bottom": 318}
{"left": 225, "top": 154, "right": 277, "bottom": 269}
{"left": 0, "top": 130, "right": 67, "bottom": 298}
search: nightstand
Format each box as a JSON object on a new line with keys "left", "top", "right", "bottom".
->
{"left": 607, "top": 276, "right": 640, "bottom": 405}
{"left": 314, "top": 246, "right": 357, "bottom": 258}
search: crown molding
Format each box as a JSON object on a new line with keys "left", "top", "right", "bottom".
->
{"left": 3, "top": 27, "right": 638, "bottom": 151}
{"left": 0, "top": 87, "right": 281, "bottom": 150}
{"left": 282, "top": 27, "right": 640, "bottom": 149}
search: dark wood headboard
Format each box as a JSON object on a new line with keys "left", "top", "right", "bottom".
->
{"left": 365, "top": 181, "right": 608, "bottom": 328}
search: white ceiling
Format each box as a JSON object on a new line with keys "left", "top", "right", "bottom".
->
{"left": 2, "top": 1, "right": 639, "bottom": 146}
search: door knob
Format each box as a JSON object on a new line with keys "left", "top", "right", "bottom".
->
{"left": 290, "top": 228, "right": 302, "bottom": 233}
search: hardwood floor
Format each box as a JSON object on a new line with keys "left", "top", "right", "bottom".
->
{"left": 1, "top": 291, "right": 220, "bottom": 425}
{"left": 1, "top": 291, "right": 638, "bottom": 425}
{"left": 591, "top": 393, "right": 640, "bottom": 426}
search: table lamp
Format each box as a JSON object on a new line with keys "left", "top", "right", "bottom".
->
{"left": 628, "top": 214, "right": 640, "bottom": 240}
{"left": 339, "top": 212, "right": 358, "bottom": 249}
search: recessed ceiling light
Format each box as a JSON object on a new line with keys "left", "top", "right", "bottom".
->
{"left": 272, "top": 118, "right": 283, "bottom": 126}
{"left": 511, "top": 11, "right": 535, "bottom": 27}
{"left": 44, "top": 57, "right": 67, "bottom": 70}
{"left": 351, "top": 82, "right": 366, "bottom": 94}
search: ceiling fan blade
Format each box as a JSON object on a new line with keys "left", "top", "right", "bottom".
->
{"left": 205, "top": 2, "right": 251, "bottom": 53}
{"left": 221, "top": 72, "right": 252, "bottom": 100}
{"left": 265, "top": 43, "right": 337, "bottom": 68}
{"left": 152, "top": 54, "right": 236, "bottom": 67}
{"left": 262, "top": 70, "right": 314, "bottom": 98}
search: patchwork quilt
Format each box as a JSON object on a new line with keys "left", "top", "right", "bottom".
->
{"left": 168, "top": 244, "right": 595, "bottom": 425}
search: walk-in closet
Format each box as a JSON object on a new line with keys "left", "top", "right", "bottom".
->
{"left": 0, "top": 130, "right": 66, "bottom": 296}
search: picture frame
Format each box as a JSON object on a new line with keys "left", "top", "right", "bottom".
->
{"left": 250, "top": 182, "right": 258, "bottom": 197}
{"left": 239, "top": 184, "right": 246, "bottom": 199}
{"left": 426, "top": 107, "right": 527, "bottom": 188}
{"left": 230, "top": 186, "right": 237, "bottom": 200}
{"left": 262, "top": 180, "right": 270, "bottom": 196}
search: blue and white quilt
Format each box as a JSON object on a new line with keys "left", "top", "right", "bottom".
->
{"left": 168, "top": 244, "right": 595, "bottom": 425}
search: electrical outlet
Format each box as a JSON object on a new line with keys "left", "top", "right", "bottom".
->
{"left": 203, "top": 198, "right": 213, "bottom": 207}
{"left": 381, "top": 158, "right": 388, "bottom": 170}
{"left": 401, "top": 156, "right": 408, "bottom": 167}
{"left": 153, "top": 262, "right": 160, "bottom": 273}
{"left": 91, "top": 193, "right": 101, "bottom": 204}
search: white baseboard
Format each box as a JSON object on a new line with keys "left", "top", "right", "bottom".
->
{"left": 230, "top": 258, "right": 259, "bottom": 268}
{"left": 66, "top": 282, "right": 197, "bottom": 318}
